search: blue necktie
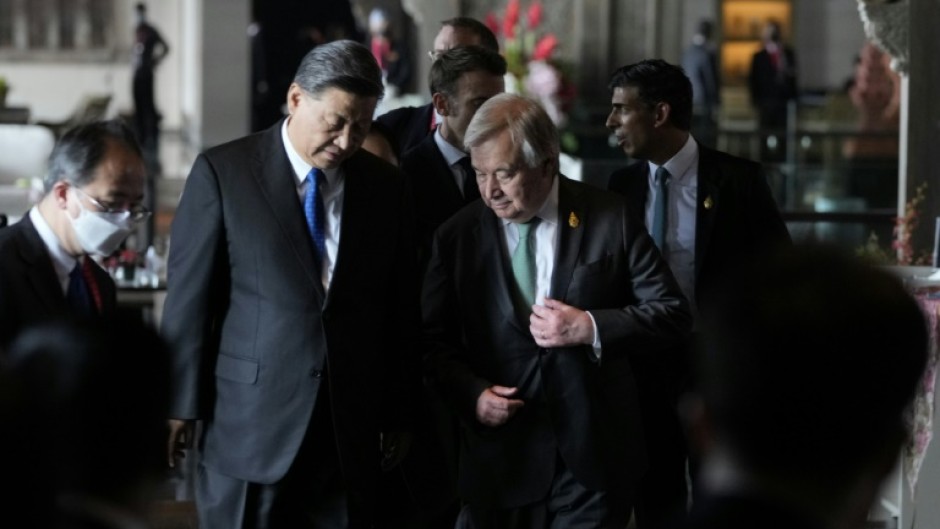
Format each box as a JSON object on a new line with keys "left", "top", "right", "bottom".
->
{"left": 651, "top": 166, "right": 669, "bottom": 250}
{"left": 66, "top": 263, "right": 92, "bottom": 314}
{"left": 304, "top": 168, "right": 326, "bottom": 258}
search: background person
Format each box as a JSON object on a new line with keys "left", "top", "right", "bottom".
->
{"left": 0, "top": 120, "right": 148, "bottom": 348}
{"left": 373, "top": 16, "right": 499, "bottom": 159}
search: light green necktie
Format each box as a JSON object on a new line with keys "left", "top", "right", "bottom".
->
{"left": 511, "top": 219, "right": 538, "bottom": 310}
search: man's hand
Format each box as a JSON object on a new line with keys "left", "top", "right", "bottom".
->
{"left": 167, "top": 419, "right": 195, "bottom": 469}
{"left": 530, "top": 297, "right": 595, "bottom": 348}
{"left": 476, "top": 386, "right": 524, "bottom": 427}
{"left": 380, "top": 431, "right": 413, "bottom": 471}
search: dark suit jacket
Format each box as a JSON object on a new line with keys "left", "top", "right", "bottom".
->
{"left": 161, "top": 120, "right": 420, "bottom": 516}
{"left": 607, "top": 144, "right": 791, "bottom": 312}
{"left": 676, "top": 493, "right": 828, "bottom": 529}
{"left": 400, "top": 133, "right": 476, "bottom": 269}
{"left": 375, "top": 103, "right": 435, "bottom": 159}
{"left": 748, "top": 46, "right": 797, "bottom": 128}
{"left": 422, "top": 176, "right": 691, "bottom": 508}
{"left": 0, "top": 214, "right": 117, "bottom": 347}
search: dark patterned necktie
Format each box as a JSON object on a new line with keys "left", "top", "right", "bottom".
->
{"left": 457, "top": 156, "right": 480, "bottom": 203}
{"left": 66, "top": 263, "right": 92, "bottom": 313}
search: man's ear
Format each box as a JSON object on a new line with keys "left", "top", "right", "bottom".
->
{"left": 51, "top": 181, "right": 70, "bottom": 210}
{"left": 286, "top": 83, "right": 304, "bottom": 114}
{"left": 432, "top": 92, "right": 449, "bottom": 116}
{"left": 653, "top": 101, "right": 672, "bottom": 129}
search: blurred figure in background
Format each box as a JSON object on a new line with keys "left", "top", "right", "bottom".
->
{"left": 748, "top": 19, "right": 797, "bottom": 162}
{"left": 680, "top": 244, "right": 927, "bottom": 529}
{"left": 681, "top": 20, "right": 720, "bottom": 148}
{"left": 131, "top": 2, "right": 169, "bottom": 161}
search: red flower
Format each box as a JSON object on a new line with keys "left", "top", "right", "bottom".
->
{"left": 504, "top": 0, "right": 520, "bottom": 39}
{"left": 527, "top": 1, "right": 543, "bottom": 29}
{"left": 532, "top": 33, "right": 558, "bottom": 61}
{"left": 484, "top": 12, "right": 500, "bottom": 37}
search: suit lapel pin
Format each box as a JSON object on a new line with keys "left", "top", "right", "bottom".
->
{"left": 703, "top": 196, "right": 714, "bottom": 210}
{"left": 568, "top": 211, "right": 580, "bottom": 228}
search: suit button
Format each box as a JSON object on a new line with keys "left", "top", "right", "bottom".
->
{"left": 309, "top": 369, "right": 323, "bottom": 378}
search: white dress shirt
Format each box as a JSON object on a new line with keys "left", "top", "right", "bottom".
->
{"left": 646, "top": 135, "right": 699, "bottom": 311}
{"left": 29, "top": 207, "right": 80, "bottom": 294}
{"left": 282, "top": 120, "right": 344, "bottom": 291}
{"left": 500, "top": 176, "right": 603, "bottom": 355}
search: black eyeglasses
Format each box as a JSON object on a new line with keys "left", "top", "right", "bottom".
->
{"left": 74, "top": 186, "right": 152, "bottom": 223}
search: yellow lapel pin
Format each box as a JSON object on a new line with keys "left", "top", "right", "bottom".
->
{"left": 568, "top": 211, "right": 580, "bottom": 228}
{"left": 703, "top": 196, "right": 714, "bottom": 210}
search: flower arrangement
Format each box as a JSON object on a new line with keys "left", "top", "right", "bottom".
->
{"left": 856, "top": 182, "right": 930, "bottom": 265}
{"left": 485, "top": 0, "right": 576, "bottom": 136}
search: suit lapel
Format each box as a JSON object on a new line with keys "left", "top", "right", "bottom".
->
{"left": 623, "top": 162, "right": 650, "bottom": 218}
{"left": 480, "top": 207, "right": 527, "bottom": 332}
{"left": 695, "top": 145, "right": 720, "bottom": 282}
{"left": 251, "top": 121, "right": 326, "bottom": 303}
{"left": 418, "top": 136, "right": 464, "bottom": 211}
{"left": 550, "top": 177, "right": 585, "bottom": 303}
{"left": 16, "top": 217, "right": 68, "bottom": 313}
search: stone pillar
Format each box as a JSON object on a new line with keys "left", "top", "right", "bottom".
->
{"left": 902, "top": 0, "right": 940, "bottom": 260}
{"left": 402, "top": 0, "right": 460, "bottom": 102}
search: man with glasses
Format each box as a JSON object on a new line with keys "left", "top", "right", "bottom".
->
{"left": 0, "top": 119, "right": 148, "bottom": 347}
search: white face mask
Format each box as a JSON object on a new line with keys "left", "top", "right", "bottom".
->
{"left": 68, "top": 188, "right": 137, "bottom": 256}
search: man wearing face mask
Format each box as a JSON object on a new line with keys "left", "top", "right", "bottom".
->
{"left": 0, "top": 119, "right": 148, "bottom": 348}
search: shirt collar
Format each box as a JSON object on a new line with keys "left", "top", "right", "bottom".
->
{"left": 501, "top": 173, "right": 560, "bottom": 228}
{"left": 433, "top": 127, "right": 467, "bottom": 167}
{"left": 647, "top": 135, "right": 698, "bottom": 186}
{"left": 282, "top": 117, "right": 341, "bottom": 187}
{"left": 29, "top": 207, "right": 79, "bottom": 277}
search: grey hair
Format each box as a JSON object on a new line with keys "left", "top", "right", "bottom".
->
{"left": 44, "top": 119, "right": 143, "bottom": 194}
{"left": 464, "top": 93, "right": 559, "bottom": 171}
{"left": 293, "top": 40, "right": 384, "bottom": 100}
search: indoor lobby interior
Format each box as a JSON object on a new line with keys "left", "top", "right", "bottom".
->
{"left": 1, "top": 0, "right": 939, "bottom": 528}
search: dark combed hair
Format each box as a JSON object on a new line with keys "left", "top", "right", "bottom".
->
{"left": 608, "top": 59, "right": 693, "bottom": 131}
{"left": 697, "top": 244, "right": 927, "bottom": 481}
{"left": 441, "top": 17, "right": 500, "bottom": 52}
{"left": 293, "top": 39, "right": 384, "bottom": 101}
{"left": 44, "top": 119, "right": 143, "bottom": 193}
{"left": 429, "top": 45, "right": 507, "bottom": 98}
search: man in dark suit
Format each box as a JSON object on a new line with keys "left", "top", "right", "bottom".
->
{"left": 748, "top": 19, "right": 797, "bottom": 161}
{"left": 161, "top": 40, "right": 420, "bottom": 529}
{"left": 423, "top": 93, "right": 692, "bottom": 528}
{"left": 679, "top": 245, "right": 926, "bottom": 529}
{"left": 0, "top": 120, "right": 147, "bottom": 347}
{"left": 401, "top": 45, "right": 505, "bottom": 265}
{"left": 373, "top": 17, "right": 499, "bottom": 159}
{"left": 605, "top": 59, "right": 791, "bottom": 528}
